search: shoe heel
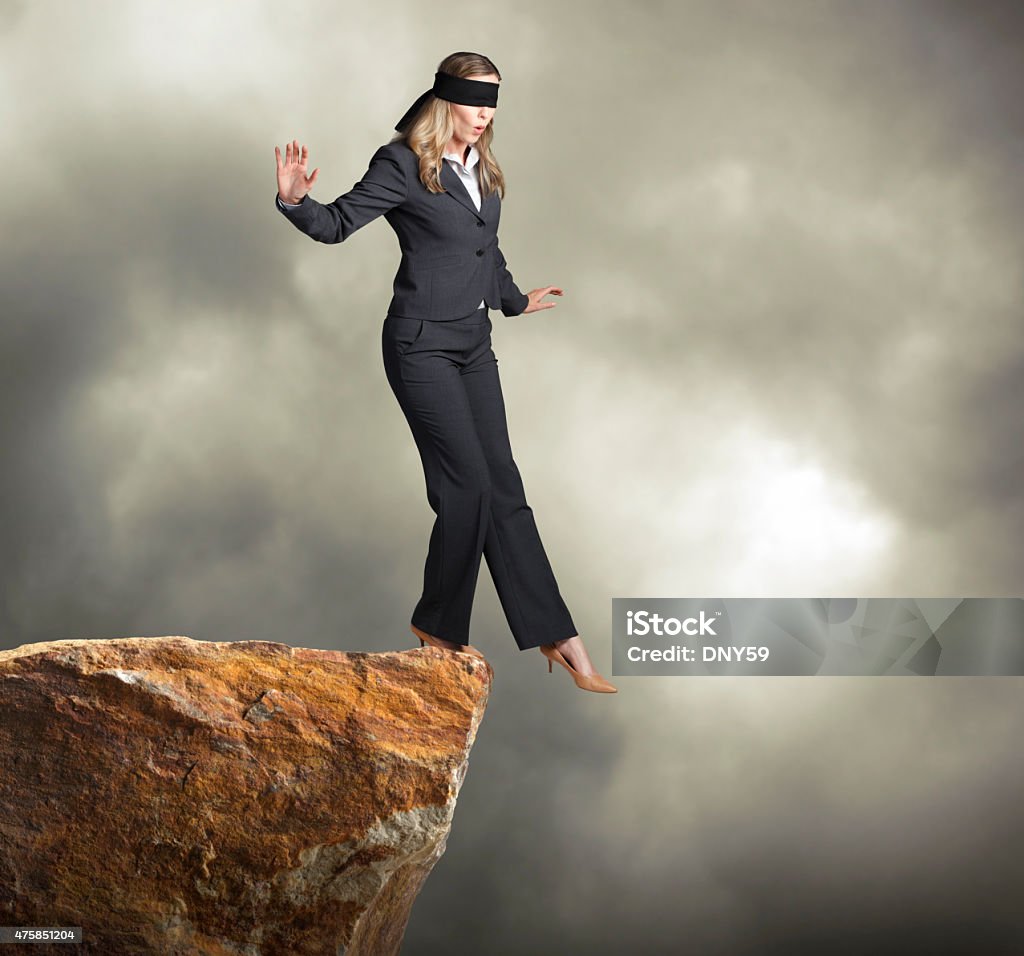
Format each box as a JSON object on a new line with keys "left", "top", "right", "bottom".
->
{"left": 539, "top": 643, "right": 618, "bottom": 693}
{"left": 412, "top": 623, "right": 486, "bottom": 659}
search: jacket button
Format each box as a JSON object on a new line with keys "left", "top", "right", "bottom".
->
{"left": 475, "top": 249, "right": 484, "bottom": 256}
{"left": 477, "top": 221, "right": 484, "bottom": 227}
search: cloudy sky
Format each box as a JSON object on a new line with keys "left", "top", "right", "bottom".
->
{"left": 2, "top": 0, "right": 1022, "bottom": 951}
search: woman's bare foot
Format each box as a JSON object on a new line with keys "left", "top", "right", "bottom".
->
{"left": 550, "top": 635, "right": 596, "bottom": 676}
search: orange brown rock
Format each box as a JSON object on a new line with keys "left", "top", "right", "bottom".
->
{"left": 0, "top": 636, "right": 491, "bottom": 954}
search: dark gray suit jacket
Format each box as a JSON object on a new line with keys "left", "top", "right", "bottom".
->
{"left": 275, "top": 140, "right": 531, "bottom": 319}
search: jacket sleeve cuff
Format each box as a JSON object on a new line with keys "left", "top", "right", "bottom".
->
{"left": 505, "top": 291, "right": 530, "bottom": 316}
{"left": 275, "top": 193, "right": 307, "bottom": 211}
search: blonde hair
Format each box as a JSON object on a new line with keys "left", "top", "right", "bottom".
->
{"left": 389, "top": 52, "right": 508, "bottom": 200}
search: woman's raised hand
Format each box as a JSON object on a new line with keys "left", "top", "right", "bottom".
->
{"left": 522, "top": 287, "right": 564, "bottom": 314}
{"left": 275, "top": 140, "right": 320, "bottom": 204}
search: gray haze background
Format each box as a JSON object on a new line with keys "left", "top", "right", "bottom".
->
{"left": 2, "top": 0, "right": 1023, "bottom": 951}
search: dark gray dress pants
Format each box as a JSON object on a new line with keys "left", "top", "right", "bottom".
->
{"left": 382, "top": 306, "right": 577, "bottom": 650}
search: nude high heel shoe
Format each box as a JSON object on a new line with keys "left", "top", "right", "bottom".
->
{"left": 411, "top": 624, "right": 485, "bottom": 659}
{"left": 539, "top": 644, "right": 617, "bottom": 693}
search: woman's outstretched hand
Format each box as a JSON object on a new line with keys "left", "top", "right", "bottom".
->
{"left": 522, "top": 287, "right": 564, "bottom": 314}
{"left": 275, "top": 140, "right": 320, "bottom": 204}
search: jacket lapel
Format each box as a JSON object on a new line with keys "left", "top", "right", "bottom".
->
{"left": 441, "top": 161, "right": 488, "bottom": 221}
